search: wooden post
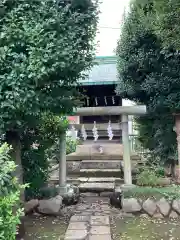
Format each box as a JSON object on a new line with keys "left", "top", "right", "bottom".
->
{"left": 122, "top": 114, "right": 132, "bottom": 185}
{"left": 59, "top": 132, "right": 67, "bottom": 193}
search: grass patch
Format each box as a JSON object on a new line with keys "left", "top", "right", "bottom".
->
{"left": 111, "top": 216, "right": 180, "bottom": 240}
{"left": 123, "top": 186, "right": 180, "bottom": 200}
{"left": 24, "top": 215, "right": 68, "bottom": 240}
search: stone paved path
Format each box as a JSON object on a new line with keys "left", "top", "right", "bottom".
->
{"left": 64, "top": 197, "right": 113, "bottom": 240}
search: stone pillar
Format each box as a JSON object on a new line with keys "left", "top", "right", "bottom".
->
{"left": 175, "top": 114, "right": 180, "bottom": 179}
{"left": 58, "top": 132, "right": 67, "bottom": 194}
{"left": 122, "top": 114, "right": 132, "bottom": 185}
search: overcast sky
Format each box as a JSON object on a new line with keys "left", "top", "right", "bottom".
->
{"left": 96, "top": 0, "right": 130, "bottom": 56}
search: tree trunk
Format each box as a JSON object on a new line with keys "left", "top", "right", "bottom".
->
{"left": 170, "top": 160, "right": 176, "bottom": 179}
{"left": 175, "top": 114, "right": 180, "bottom": 179}
{"left": 6, "top": 131, "right": 24, "bottom": 202}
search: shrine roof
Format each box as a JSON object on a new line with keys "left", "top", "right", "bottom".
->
{"left": 79, "top": 56, "right": 118, "bottom": 86}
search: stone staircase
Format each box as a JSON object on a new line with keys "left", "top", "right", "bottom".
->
{"left": 49, "top": 143, "right": 142, "bottom": 195}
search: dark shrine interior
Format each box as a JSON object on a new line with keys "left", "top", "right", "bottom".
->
{"left": 79, "top": 84, "right": 122, "bottom": 123}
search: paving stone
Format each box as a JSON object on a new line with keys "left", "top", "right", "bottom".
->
{"left": 70, "top": 215, "right": 90, "bottom": 222}
{"left": 82, "top": 197, "right": 109, "bottom": 204}
{"left": 88, "top": 234, "right": 111, "bottom": 240}
{"left": 94, "top": 212, "right": 108, "bottom": 216}
{"left": 103, "top": 211, "right": 111, "bottom": 215}
{"left": 90, "top": 216, "right": 109, "bottom": 226}
{"left": 67, "top": 222, "right": 88, "bottom": 230}
{"left": 64, "top": 230, "right": 88, "bottom": 240}
{"left": 75, "top": 212, "right": 93, "bottom": 216}
{"left": 101, "top": 205, "right": 111, "bottom": 211}
{"left": 90, "top": 226, "right": 111, "bottom": 235}
{"left": 76, "top": 205, "right": 91, "bottom": 211}
{"left": 84, "top": 209, "right": 99, "bottom": 213}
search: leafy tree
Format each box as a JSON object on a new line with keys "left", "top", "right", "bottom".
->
{"left": 116, "top": 0, "right": 177, "bottom": 168}
{"left": 22, "top": 114, "right": 69, "bottom": 200}
{"left": 0, "top": 0, "right": 99, "bottom": 187}
{"left": 152, "top": 0, "right": 180, "bottom": 50}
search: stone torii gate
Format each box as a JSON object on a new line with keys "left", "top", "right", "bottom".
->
{"left": 58, "top": 105, "right": 146, "bottom": 194}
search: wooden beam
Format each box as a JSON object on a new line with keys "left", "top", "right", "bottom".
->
{"left": 73, "top": 105, "right": 146, "bottom": 116}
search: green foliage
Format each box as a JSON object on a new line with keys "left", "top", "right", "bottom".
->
{"left": 137, "top": 167, "right": 160, "bottom": 187}
{"left": 38, "top": 186, "right": 59, "bottom": 200}
{"left": 0, "top": 0, "right": 99, "bottom": 200}
{"left": 46, "top": 136, "right": 80, "bottom": 164}
{"left": 22, "top": 114, "right": 69, "bottom": 200}
{"left": 154, "top": 166, "right": 165, "bottom": 177}
{"left": 137, "top": 163, "right": 167, "bottom": 186}
{"left": 124, "top": 186, "right": 180, "bottom": 201}
{"left": 22, "top": 147, "right": 49, "bottom": 200}
{"left": 153, "top": 0, "right": 180, "bottom": 50}
{"left": 0, "top": 143, "right": 24, "bottom": 240}
{"left": 0, "top": 0, "right": 99, "bottom": 133}
{"left": 66, "top": 137, "right": 79, "bottom": 155}
{"left": 116, "top": 0, "right": 178, "bottom": 163}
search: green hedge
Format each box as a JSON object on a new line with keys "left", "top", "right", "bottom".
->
{"left": 124, "top": 186, "right": 180, "bottom": 201}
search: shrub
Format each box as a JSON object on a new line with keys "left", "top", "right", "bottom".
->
{"left": 22, "top": 147, "right": 49, "bottom": 200}
{"left": 66, "top": 137, "right": 80, "bottom": 155}
{"left": 0, "top": 143, "right": 24, "bottom": 240}
{"left": 137, "top": 167, "right": 160, "bottom": 187}
{"left": 154, "top": 166, "right": 165, "bottom": 177}
{"left": 38, "top": 186, "right": 59, "bottom": 200}
{"left": 46, "top": 136, "right": 80, "bottom": 164}
{"left": 124, "top": 186, "right": 180, "bottom": 201}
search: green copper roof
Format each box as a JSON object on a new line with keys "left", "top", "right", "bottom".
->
{"left": 80, "top": 56, "right": 118, "bottom": 86}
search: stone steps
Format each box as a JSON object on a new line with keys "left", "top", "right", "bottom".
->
{"left": 49, "top": 142, "right": 142, "bottom": 194}
{"left": 79, "top": 182, "right": 114, "bottom": 193}
{"left": 49, "top": 175, "right": 123, "bottom": 196}
{"left": 49, "top": 157, "right": 139, "bottom": 184}
{"left": 50, "top": 176, "right": 123, "bottom": 186}
{"left": 80, "top": 160, "right": 121, "bottom": 169}
{"left": 79, "top": 169, "right": 122, "bottom": 178}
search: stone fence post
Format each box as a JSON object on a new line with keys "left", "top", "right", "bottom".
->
{"left": 58, "top": 131, "right": 67, "bottom": 194}
{"left": 122, "top": 115, "right": 132, "bottom": 185}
